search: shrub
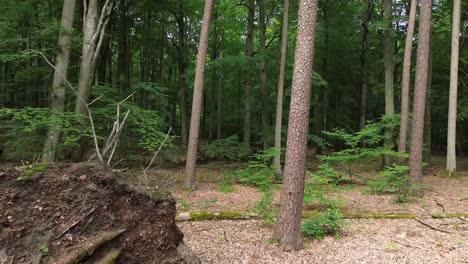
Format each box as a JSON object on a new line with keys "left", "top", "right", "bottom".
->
{"left": 202, "top": 135, "right": 251, "bottom": 161}
{"left": 254, "top": 191, "right": 278, "bottom": 226}
{"left": 301, "top": 208, "right": 346, "bottom": 240}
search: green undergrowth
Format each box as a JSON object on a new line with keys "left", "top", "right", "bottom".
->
{"left": 17, "top": 163, "right": 48, "bottom": 182}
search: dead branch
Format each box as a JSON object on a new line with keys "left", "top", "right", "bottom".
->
{"left": 415, "top": 218, "right": 453, "bottom": 234}
{"left": 56, "top": 207, "right": 96, "bottom": 239}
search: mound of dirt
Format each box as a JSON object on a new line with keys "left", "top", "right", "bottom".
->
{"left": 0, "top": 163, "right": 200, "bottom": 264}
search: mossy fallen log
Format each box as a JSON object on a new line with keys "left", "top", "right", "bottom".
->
{"left": 61, "top": 229, "right": 126, "bottom": 264}
{"left": 176, "top": 211, "right": 468, "bottom": 222}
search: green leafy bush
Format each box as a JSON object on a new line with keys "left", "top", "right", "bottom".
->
{"left": 367, "top": 165, "right": 418, "bottom": 203}
{"left": 301, "top": 208, "right": 346, "bottom": 240}
{"left": 230, "top": 148, "right": 279, "bottom": 191}
{"left": 202, "top": 135, "right": 251, "bottom": 161}
{"left": 254, "top": 191, "right": 278, "bottom": 225}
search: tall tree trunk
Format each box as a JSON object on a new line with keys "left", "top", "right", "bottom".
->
{"left": 184, "top": 0, "right": 215, "bottom": 190}
{"left": 159, "top": 21, "right": 166, "bottom": 82}
{"left": 409, "top": 0, "right": 432, "bottom": 189}
{"left": 423, "top": 31, "right": 433, "bottom": 162}
{"left": 273, "top": 0, "right": 289, "bottom": 175}
{"left": 359, "top": 0, "right": 374, "bottom": 131}
{"left": 117, "top": 0, "right": 131, "bottom": 93}
{"left": 258, "top": 0, "right": 269, "bottom": 149}
{"left": 398, "top": 0, "right": 417, "bottom": 153}
{"left": 178, "top": 0, "right": 188, "bottom": 146}
{"left": 276, "top": 0, "right": 318, "bottom": 251}
{"left": 243, "top": 0, "right": 254, "bottom": 146}
{"left": 216, "top": 51, "right": 223, "bottom": 140}
{"left": 72, "top": 0, "right": 114, "bottom": 161}
{"left": 41, "top": 0, "right": 77, "bottom": 163}
{"left": 446, "top": 0, "right": 460, "bottom": 176}
{"left": 383, "top": 0, "right": 395, "bottom": 166}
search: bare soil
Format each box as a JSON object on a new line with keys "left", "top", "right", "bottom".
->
{"left": 0, "top": 163, "right": 199, "bottom": 263}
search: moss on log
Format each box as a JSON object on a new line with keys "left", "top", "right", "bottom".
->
{"left": 176, "top": 211, "right": 467, "bottom": 222}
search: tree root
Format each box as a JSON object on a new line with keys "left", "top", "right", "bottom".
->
{"left": 60, "top": 229, "right": 126, "bottom": 264}
{"left": 96, "top": 248, "right": 122, "bottom": 264}
{"left": 176, "top": 211, "right": 468, "bottom": 222}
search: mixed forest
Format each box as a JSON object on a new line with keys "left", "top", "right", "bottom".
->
{"left": 0, "top": 0, "right": 467, "bottom": 263}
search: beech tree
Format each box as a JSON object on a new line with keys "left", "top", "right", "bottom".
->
{"left": 409, "top": 0, "right": 432, "bottom": 187}
{"left": 398, "top": 0, "right": 417, "bottom": 154}
{"left": 184, "top": 0, "right": 215, "bottom": 190}
{"left": 276, "top": 0, "right": 319, "bottom": 251}
{"left": 446, "top": 0, "right": 461, "bottom": 176}
{"left": 41, "top": 0, "right": 77, "bottom": 162}
{"left": 73, "top": 0, "right": 114, "bottom": 160}
{"left": 273, "top": 0, "right": 290, "bottom": 175}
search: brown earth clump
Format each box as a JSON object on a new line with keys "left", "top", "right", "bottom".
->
{"left": 0, "top": 163, "right": 199, "bottom": 264}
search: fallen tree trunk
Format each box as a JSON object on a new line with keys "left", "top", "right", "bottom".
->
{"left": 176, "top": 211, "right": 468, "bottom": 222}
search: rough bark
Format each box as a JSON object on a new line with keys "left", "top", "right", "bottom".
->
{"left": 276, "top": 0, "right": 318, "bottom": 251}
{"left": 72, "top": 0, "right": 114, "bottom": 161}
{"left": 41, "top": 0, "right": 77, "bottom": 163}
{"left": 273, "top": 0, "right": 290, "bottom": 175}
{"left": 184, "top": 0, "right": 214, "bottom": 190}
{"left": 409, "top": 0, "right": 432, "bottom": 188}
{"left": 398, "top": 0, "right": 417, "bottom": 153}
{"left": 446, "top": 0, "right": 460, "bottom": 176}
{"left": 359, "top": 0, "right": 374, "bottom": 131}
{"left": 259, "top": 0, "right": 269, "bottom": 149}
{"left": 423, "top": 32, "right": 433, "bottom": 162}
{"left": 383, "top": 0, "right": 395, "bottom": 166}
{"left": 243, "top": 0, "right": 254, "bottom": 146}
{"left": 178, "top": 1, "right": 188, "bottom": 146}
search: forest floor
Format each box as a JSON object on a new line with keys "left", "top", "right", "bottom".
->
{"left": 123, "top": 155, "right": 468, "bottom": 264}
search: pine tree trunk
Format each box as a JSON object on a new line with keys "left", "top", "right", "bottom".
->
{"left": 359, "top": 0, "right": 374, "bottom": 131}
{"left": 277, "top": 0, "right": 318, "bottom": 251}
{"left": 259, "top": 0, "right": 269, "bottom": 150}
{"left": 409, "top": 0, "right": 432, "bottom": 189}
{"left": 383, "top": 0, "right": 395, "bottom": 166}
{"left": 184, "top": 0, "right": 214, "bottom": 190}
{"left": 398, "top": 0, "right": 417, "bottom": 154}
{"left": 423, "top": 32, "right": 433, "bottom": 162}
{"left": 243, "top": 0, "right": 254, "bottom": 146}
{"left": 178, "top": 0, "right": 188, "bottom": 146}
{"left": 42, "top": 0, "right": 77, "bottom": 163}
{"left": 273, "top": 0, "right": 290, "bottom": 175}
{"left": 446, "top": 0, "right": 460, "bottom": 176}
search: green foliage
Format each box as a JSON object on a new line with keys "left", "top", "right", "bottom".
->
{"left": 301, "top": 208, "right": 346, "bottom": 240}
{"left": 254, "top": 191, "right": 278, "bottom": 226}
{"left": 0, "top": 108, "right": 83, "bottom": 160}
{"left": 304, "top": 170, "right": 345, "bottom": 209}
{"left": 39, "top": 246, "right": 49, "bottom": 255}
{"left": 202, "top": 135, "right": 251, "bottom": 161}
{"left": 230, "top": 148, "right": 279, "bottom": 191}
{"left": 366, "top": 165, "right": 422, "bottom": 203}
{"left": 17, "top": 163, "right": 48, "bottom": 183}
{"left": 319, "top": 115, "right": 407, "bottom": 177}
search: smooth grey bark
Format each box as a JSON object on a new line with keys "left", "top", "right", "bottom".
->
{"left": 72, "top": 0, "right": 114, "bottom": 161}
{"left": 277, "top": 0, "right": 319, "bottom": 251}
{"left": 42, "top": 0, "right": 77, "bottom": 162}
{"left": 273, "top": 0, "right": 290, "bottom": 175}
{"left": 409, "top": 0, "right": 432, "bottom": 188}
{"left": 383, "top": 0, "right": 395, "bottom": 166}
{"left": 398, "top": 0, "right": 417, "bottom": 153}
{"left": 446, "top": 0, "right": 460, "bottom": 176}
{"left": 243, "top": 0, "right": 254, "bottom": 146}
{"left": 184, "top": 0, "right": 215, "bottom": 190}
